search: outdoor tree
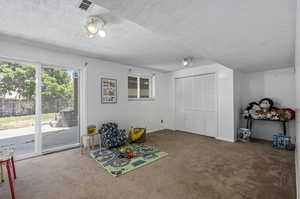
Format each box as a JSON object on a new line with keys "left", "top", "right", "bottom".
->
{"left": 0, "top": 62, "right": 35, "bottom": 100}
{"left": 41, "top": 68, "right": 74, "bottom": 113}
{"left": 0, "top": 62, "right": 74, "bottom": 114}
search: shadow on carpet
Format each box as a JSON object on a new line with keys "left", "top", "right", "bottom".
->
{"left": 90, "top": 144, "right": 168, "bottom": 177}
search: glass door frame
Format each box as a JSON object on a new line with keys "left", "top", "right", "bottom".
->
{"left": 0, "top": 56, "right": 87, "bottom": 160}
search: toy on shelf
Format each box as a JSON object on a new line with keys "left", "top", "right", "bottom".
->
{"left": 243, "top": 98, "right": 295, "bottom": 122}
{"left": 128, "top": 127, "right": 146, "bottom": 143}
{"left": 278, "top": 108, "right": 296, "bottom": 121}
{"left": 243, "top": 102, "right": 262, "bottom": 119}
{"left": 238, "top": 128, "right": 252, "bottom": 142}
{"left": 256, "top": 98, "right": 279, "bottom": 120}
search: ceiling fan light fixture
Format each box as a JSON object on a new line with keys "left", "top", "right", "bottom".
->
{"left": 182, "top": 57, "right": 193, "bottom": 67}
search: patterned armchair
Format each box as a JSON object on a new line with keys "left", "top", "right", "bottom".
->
{"left": 99, "top": 122, "right": 127, "bottom": 148}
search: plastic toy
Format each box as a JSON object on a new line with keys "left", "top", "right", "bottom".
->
{"left": 87, "top": 125, "right": 97, "bottom": 134}
{"left": 116, "top": 147, "right": 128, "bottom": 158}
{"left": 119, "top": 147, "right": 126, "bottom": 153}
{"left": 272, "top": 133, "right": 294, "bottom": 150}
{"left": 115, "top": 147, "right": 134, "bottom": 159}
{"left": 238, "top": 128, "right": 251, "bottom": 142}
{"left": 128, "top": 127, "right": 146, "bottom": 143}
{"left": 126, "top": 149, "right": 134, "bottom": 158}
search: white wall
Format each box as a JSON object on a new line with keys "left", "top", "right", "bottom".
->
{"left": 0, "top": 35, "right": 237, "bottom": 144}
{"left": 0, "top": 36, "right": 168, "bottom": 134}
{"left": 165, "top": 64, "right": 236, "bottom": 142}
{"left": 238, "top": 68, "right": 296, "bottom": 141}
{"left": 86, "top": 61, "right": 168, "bottom": 131}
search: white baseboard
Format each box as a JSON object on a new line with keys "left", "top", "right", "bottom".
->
{"left": 147, "top": 128, "right": 165, "bottom": 133}
{"left": 147, "top": 129, "right": 236, "bottom": 143}
{"left": 216, "top": 137, "right": 236, "bottom": 143}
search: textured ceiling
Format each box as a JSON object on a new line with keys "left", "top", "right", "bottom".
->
{"left": 94, "top": 0, "right": 297, "bottom": 72}
{"left": 0, "top": 0, "right": 200, "bottom": 71}
{"left": 0, "top": 0, "right": 297, "bottom": 72}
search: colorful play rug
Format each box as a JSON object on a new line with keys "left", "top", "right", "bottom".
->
{"left": 90, "top": 144, "right": 168, "bottom": 177}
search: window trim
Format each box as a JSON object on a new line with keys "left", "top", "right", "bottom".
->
{"left": 128, "top": 74, "right": 155, "bottom": 100}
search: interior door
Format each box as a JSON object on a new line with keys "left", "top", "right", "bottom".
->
{"left": 175, "top": 74, "right": 217, "bottom": 137}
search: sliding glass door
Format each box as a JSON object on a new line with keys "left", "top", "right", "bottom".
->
{"left": 0, "top": 61, "right": 37, "bottom": 156}
{"left": 0, "top": 59, "right": 81, "bottom": 157}
{"left": 41, "top": 67, "right": 80, "bottom": 151}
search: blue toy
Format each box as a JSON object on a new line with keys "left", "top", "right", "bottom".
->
{"left": 238, "top": 128, "right": 252, "bottom": 142}
{"left": 272, "top": 133, "right": 293, "bottom": 150}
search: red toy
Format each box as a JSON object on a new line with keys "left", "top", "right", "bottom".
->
{"left": 281, "top": 108, "right": 296, "bottom": 120}
{"left": 126, "top": 149, "right": 134, "bottom": 159}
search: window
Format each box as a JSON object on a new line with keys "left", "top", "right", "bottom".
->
{"left": 128, "top": 75, "right": 155, "bottom": 100}
{"left": 128, "top": 76, "right": 138, "bottom": 98}
{"left": 140, "top": 78, "right": 149, "bottom": 98}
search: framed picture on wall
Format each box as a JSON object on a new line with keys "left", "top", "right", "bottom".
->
{"left": 101, "top": 78, "right": 117, "bottom": 104}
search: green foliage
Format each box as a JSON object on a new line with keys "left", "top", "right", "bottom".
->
{"left": 41, "top": 68, "right": 73, "bottom": 103}
{"left": 0, "top": 62, "right": 74, "bottom": 105}
{"left": 0, "top": 62, "right": 35, "bottom": 100}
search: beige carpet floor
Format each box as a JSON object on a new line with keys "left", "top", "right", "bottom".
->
{"left": 0, "top": 130, "right": 296, "bottom": 199}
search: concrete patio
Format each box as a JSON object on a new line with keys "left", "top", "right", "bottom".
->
{"left": 0, "top": 125, "right": 79, "bottom": 156}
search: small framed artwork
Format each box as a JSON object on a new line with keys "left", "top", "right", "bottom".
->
{"left": 101, "top": 78, "right": 117, "bottom": 104}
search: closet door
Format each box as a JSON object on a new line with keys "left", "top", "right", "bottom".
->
{"left": 183, "top": 77, "right": 195, "bottom": 133}
{"left": 195, "top": 74, "right": 217, "bottom": 137}
{"left": 175, "top": 78, "right": 185, "bottom": 131}
{"left": 175, "top": 74, "right": 217, "bottom": 137}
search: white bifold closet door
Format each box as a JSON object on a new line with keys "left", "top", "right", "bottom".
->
{"left": 175, "top": 74, "right": 217, "bottom": 137}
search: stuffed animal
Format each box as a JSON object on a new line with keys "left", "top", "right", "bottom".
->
{"left": 256, "top": 98, "right": 282, "bottom": 120}
{"left": 259, "top": 98, "right": 273, "bottom": 113}
{"left": 244, "top": 98, "right": 295, "bottom": 121}
{"left": 278, "top": 108, "right": 296, "bottom": 121}
{"left": 244, "top": 102, "right": 262, "bottom": 119}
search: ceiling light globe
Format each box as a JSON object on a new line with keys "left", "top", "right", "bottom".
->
{"left": 183, "top": 59, "right": 188, "bottom": 67}
{"left": 86, "top": 23, "right": 98, "bottom": 34}
{"left": 98, "top": 30, "right": 106, "bottom": 38}
{"left": 88, "top": 34, "right": 95, "bottom": 38}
